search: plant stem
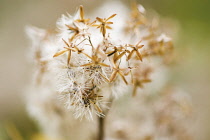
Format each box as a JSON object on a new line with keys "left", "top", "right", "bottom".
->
{"left": 98, "top": 116, "right": 105, "bottom": 140}
{"left": 97, "top": 96, "right": 113, "bottom": 140}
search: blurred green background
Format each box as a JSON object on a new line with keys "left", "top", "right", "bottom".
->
{"left": 0, "top": 0, "right": 209, "bottom": 139}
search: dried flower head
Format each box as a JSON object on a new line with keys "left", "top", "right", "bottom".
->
{"left": 26, "top": 3, "right": 174, "bottom": 120}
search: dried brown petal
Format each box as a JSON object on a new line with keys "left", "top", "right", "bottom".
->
{"left": 53, "top": 49, "right": 68, "bottom": 57}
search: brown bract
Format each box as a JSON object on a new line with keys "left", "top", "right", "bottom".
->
{"left": 93, "top": 14, "right": 117, "bottom": 37}
{"left": 75, "top": 5, "right": 90, "bottom": 24}
{"left": 53, "top": 39, "right": 74, "bottom": 66}
{"left": 82, "top": 92, "right": 103, "bottom": 114}
{"left": 109, "top": 63, "right": 128, "bottom": 85}
{"left": 65, "top": 24, "right": 80, "bottom": 42}
{"left": 132, "top": 78, "right": 151, "bottom": 96}
{"left": 106, "top": 46, "right": 130, "bottom": 63}
{"left": 127, "top": 41, "right": 144, "bottom": 61}
{"left": 80, "top": 51, "right": 110, "bottom": 82}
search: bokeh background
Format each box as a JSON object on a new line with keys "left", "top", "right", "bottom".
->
{"left": 0, "top": 0, "right": 209, "bottom": 139}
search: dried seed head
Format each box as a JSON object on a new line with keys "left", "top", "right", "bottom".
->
{"left": 27, "top": 3, "right": 174, "bottom": 120}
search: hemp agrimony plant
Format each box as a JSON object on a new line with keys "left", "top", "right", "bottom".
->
{"left": 25, "top": 2, "right": 192, "bottom": 140}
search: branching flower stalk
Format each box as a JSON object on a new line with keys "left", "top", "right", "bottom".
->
{"left": 26, "top": 3, "right": 175, "bottom": 140}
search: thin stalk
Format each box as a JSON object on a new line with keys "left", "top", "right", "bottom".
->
{"left": 97, "top": 96, "right": 113, "bottom": 140}
{"left": 98, "top": 116, "right": 105, "bottom": 140}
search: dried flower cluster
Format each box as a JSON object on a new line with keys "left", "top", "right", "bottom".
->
{"left": 26, "top": 3, "right": 173, "bottom": 121}
{"left": 24, "top": 2, "right": 195, "bottom": 140}
{"left": 107, "top": 87, "right": 193, "bottom": 140}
